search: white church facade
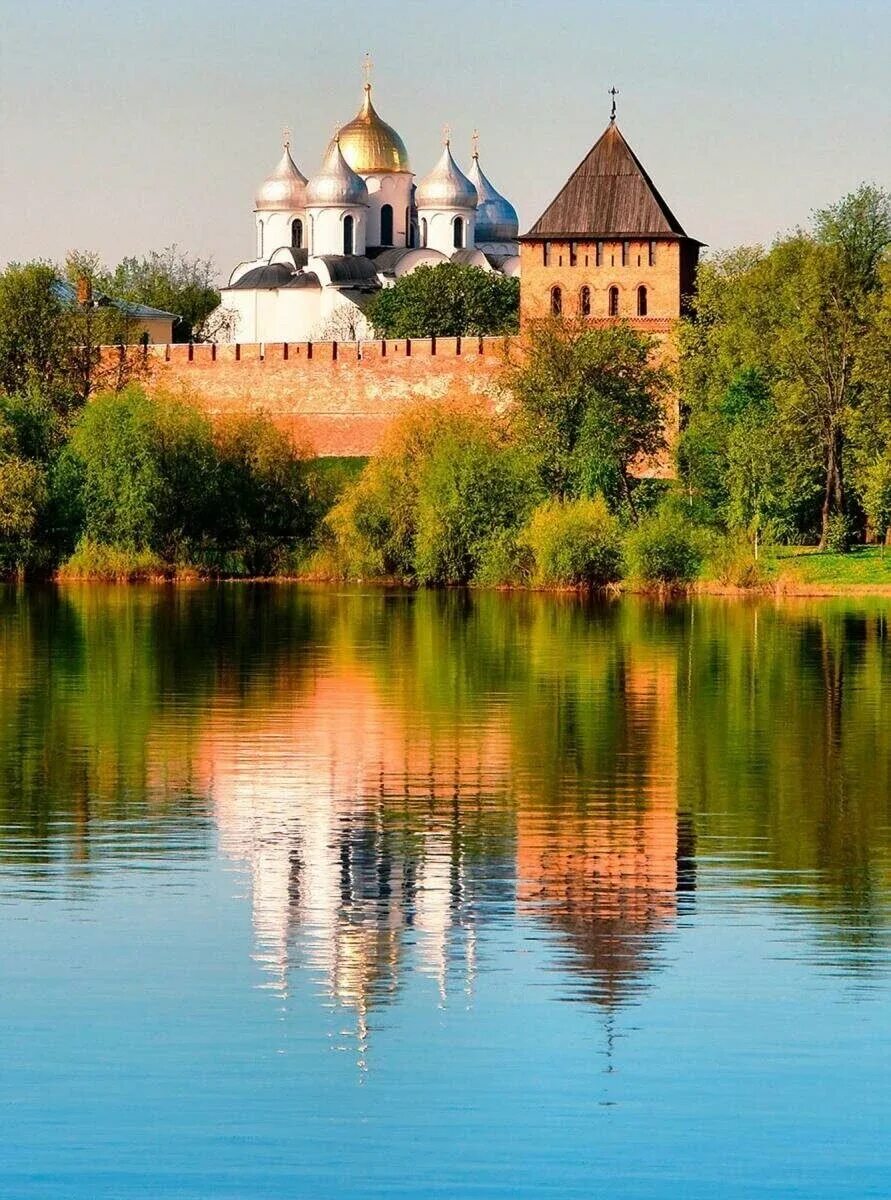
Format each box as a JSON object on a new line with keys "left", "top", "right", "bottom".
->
{"left": 217, "top": 77, "right": 520, "bottom": 343}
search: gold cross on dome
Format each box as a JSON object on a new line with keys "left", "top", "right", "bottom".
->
{"left": 363, "top": 52, "right": 373, "bottom": 88}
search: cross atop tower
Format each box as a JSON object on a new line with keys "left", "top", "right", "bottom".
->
{"left": 472, "top": 129, "right": 480, "bottom": 159}
{"left": 363, "top": 51, "right": 373, "bottom": 90}
{"left": 442, "top": 123, "right": 451, "bottom": 146}
{"left": 609, "top": 86, "right": 619, "bottom": 122}
{"left": 283, "top": 126, "right": 291, "bottom": 150}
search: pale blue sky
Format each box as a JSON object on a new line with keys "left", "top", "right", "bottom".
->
{"left": 1, "top": 0, "right": 888, "bottom": 280}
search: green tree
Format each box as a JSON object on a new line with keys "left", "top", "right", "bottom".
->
{"left": 366, "top": 263, "right": 519, "bottom": 337}
{"left": 505, "top": 319, "right": 670, "bottom": 514}
{"left": 99, "top": 246, "right": 221, "bottom": 342}
{"left": 679, "top": 185, "right": 891, "bottom": 547}
{"left": 66, "top": 385, "right": 217, "bottom": 559}
{"left": 211, "top": 414, "right": 313, "bottom": 575}
{"left": 0, "top": 263, "right": 71, "bottom": 398}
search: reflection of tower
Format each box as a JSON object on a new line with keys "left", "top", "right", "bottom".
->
{"left": 516, "top": 651, "right": 693, "bottom": 1008}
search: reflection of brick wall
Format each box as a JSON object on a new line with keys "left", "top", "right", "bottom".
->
{"left": 109, "top": 337, "right": 510, "bottom": 457}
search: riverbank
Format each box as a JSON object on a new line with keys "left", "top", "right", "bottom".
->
{"left": 43, "top": 545, "right": 891, "bottom": 597}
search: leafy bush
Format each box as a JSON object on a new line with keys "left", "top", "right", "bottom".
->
{"left": 519, "top": 497, "right": 623, "bottom": 587}
{"left": 474, "top": 529, "right": 532, "bottom": 587}
{"left": 58, "top": 538, "right": 168, "bottom": 581}
{"left": 824, "top": 513, "right": 851, "bottom": 554}
{"left": 625, "top": 511, "right": 706, "bottom": 585}
{"left": 414, "top": 434, "right": 535, "bottom": 585}
{"left": 706, "top": 536, "right": 769, "bottom": 588}
{"left": 321, "top": 401, "right": 534, "bottom": 583}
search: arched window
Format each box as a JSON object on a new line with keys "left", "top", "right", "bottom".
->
{"left": 637, "top": 285, "right": 648, "bottom": 316}
{"left": 380, "top": 204, "right": 394, "bottom": 246}
{"left": 579, "top": 286, "right": 591, "bottom": 317}
{"left": 406, "top": 208, "right": 414, "bottom": 248}
{"left": 291, "top": 218, "right": 303, "bottom": 250}
{"left": 453, "top": 216, "right": 464, "bottom": 250}
{"left": 608, "top": 286, "right": 620, "bottom": 317}
{"left": 421, "top": 217, "right": 428, "bottom": 247}
{"left": 343, "top": 214, "right": 355, "bottom": 256}
{"left": 551, "top": 286, "right": 563, "bottom": 316}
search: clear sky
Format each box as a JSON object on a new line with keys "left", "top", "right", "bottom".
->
{"left": 1, "top": 0, "right": 889, "bottom": 280}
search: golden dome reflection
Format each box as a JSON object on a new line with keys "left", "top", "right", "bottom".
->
{"left": 333, "top": 84, "right": 411, "bottom": 175}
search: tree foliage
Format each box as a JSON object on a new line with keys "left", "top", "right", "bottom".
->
{"left": 366, "top": 263, "right": 519, "bottom": 338}
{"left": 99, "top": 246, "right": 221, "bottom": 342}
{"left": 505, "top": 319, "right": 670, "bottom": 513}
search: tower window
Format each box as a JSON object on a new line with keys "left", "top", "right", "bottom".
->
{"left": 380, "top": 204, "right": 394, "bottom": 246}
{"left": 622, "top": 241, "right": 629, "bottom": 267}
{"left": 421, "top": 217, "right": 428, "bottom": 247}
{"left": 543, "top": 243, "right": 550, "bottom": 267}
{"left": 406, "top": 207, "right": 413, "bottom": 248}
{"left": 291, "top": 218, "right": 303, "bottom": 250}
{"left": 608, "top": 286, "right": 620, "bottom": 317}
{"left": 596, "top": 241, "right": 603, "bottom": 267}
{"left": 648, "top": 241, "right": 656, "bottom": 266}
{"left": 579, "top": 286, "right": 591, "bottom": 317}
{"left": 343, "top": 214, "right": 355, "bottom": 256}
{"left": 637, "top": 285, "right": 648, "bottom": 316}
{"left": 551, "top": 286, "right": 563, "bottom": 316}
{"left": 453, "top": 216, "right": 464, "bottom": 250}
{"left": 569, "top": 241, "right": 577, "bottom": 267}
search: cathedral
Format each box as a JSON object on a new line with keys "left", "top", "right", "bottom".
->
{"left": 218, "top": 74, "right": 521, "bottom": 344}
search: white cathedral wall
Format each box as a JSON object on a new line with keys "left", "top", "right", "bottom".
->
{"left": 217, "top": 287, "right": 323, "bottom": 343}
{"left": 307, "top": 207, "right": 367, "bottom": 257}
{"left": 256, "top": 210, "right": 306, "bottom": 258}
{"left": 362, "top": 173, "right": 413, "bottom": 248}
{"left": 418, "top": 208, "right": 477, "bottom": 257}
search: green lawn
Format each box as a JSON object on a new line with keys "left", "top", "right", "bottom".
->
{"left": 772, "top": 545, "right": 891, "bottom": 586}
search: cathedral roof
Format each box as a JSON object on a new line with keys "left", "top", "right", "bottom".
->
{"left": 416, "top": 142, "right": 478, "bottom": 211}
{"left": 522, "top": 121, "right": 691, "bottom": 240}
{"left": 468, "top": 150, "right": 519, "bottom": 243}
{"left": 255, "top": 142, "right": 308, "bottom": 212}
{"left": 306, "top": 138, "right": 369, "bottom": 207}
{"left": 334, "top": 84, "right": 411, "bottom": 174}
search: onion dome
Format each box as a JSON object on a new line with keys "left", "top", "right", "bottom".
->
{"left": 333, "top": 83, "right": 410, "bottom": 174}
{"left": 416, "top": 141, "right": 477, "bottom": 210}
{"left": 305, "top": 137, "right": 369, "bottom": 207}
{"left": 255, "top": 140, "right": 308, "bottom": 211}
{"left": 468, "top": 147, "right": 519, "bottom": 242}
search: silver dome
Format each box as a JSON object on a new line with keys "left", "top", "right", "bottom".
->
{"left": 415, "top": 143, "right": 477, "bottom": 211}
{"left": 468, "top": 152, "right": 519, "bottom": 242}
{"left": 255, "top": 142, "right": 308, "bottom": 212}
{"left": 305, "top": 138, "right": 369, "bottom": 208}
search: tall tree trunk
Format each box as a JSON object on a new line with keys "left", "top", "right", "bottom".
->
{"left": 819, "top": 423, "right": 845, "bottom": 548}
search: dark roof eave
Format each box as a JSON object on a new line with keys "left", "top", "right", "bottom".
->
{"left": 519, "top": 232, "right": 705, "bottom": 247}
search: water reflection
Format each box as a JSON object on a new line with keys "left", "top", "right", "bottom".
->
{"left": 1, "top": 584, "right": 890, "bottom": 1024}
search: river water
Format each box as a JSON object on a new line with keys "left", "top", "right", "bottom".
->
{"left": 1, "top": 585, "right": 889, "bottom": 1198}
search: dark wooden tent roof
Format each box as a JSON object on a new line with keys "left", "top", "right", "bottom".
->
{"left": 522, "top": 121, "right": 691, "bottom": 240}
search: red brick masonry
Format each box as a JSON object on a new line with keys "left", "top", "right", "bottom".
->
{"left": 121, "top": 337, "right": 511, "bottom": 457}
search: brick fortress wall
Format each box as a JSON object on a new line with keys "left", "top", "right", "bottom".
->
{"left": 118, "top": 336, "right": 510, "bottom": 457}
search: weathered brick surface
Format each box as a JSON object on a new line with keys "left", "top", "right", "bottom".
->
{"left": 519, "top": 238, "right": 698, "bottom": 326}
{"left": 125, "top": 338, "right": 511, "bottom": 457}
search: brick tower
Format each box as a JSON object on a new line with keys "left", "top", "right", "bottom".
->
{"left": 519, "top": 110, "right": 701, "bottom": 329}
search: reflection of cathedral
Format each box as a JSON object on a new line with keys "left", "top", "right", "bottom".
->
{"left": 218, "top": 63, "right": 519, "bottom": 344}
{"left": 202, "top": 637, "right": 694, "bottom": 1052}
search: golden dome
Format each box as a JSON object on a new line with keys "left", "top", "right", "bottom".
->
{"left": 333, "top": 84, "right": 410, "bottom": 174}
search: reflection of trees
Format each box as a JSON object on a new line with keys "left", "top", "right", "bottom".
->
{"left": 678, "top": 600, "right": 891, "bottom": 962}
{"left": 2, "top": 582, "right": 889, "bottom": 1004}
